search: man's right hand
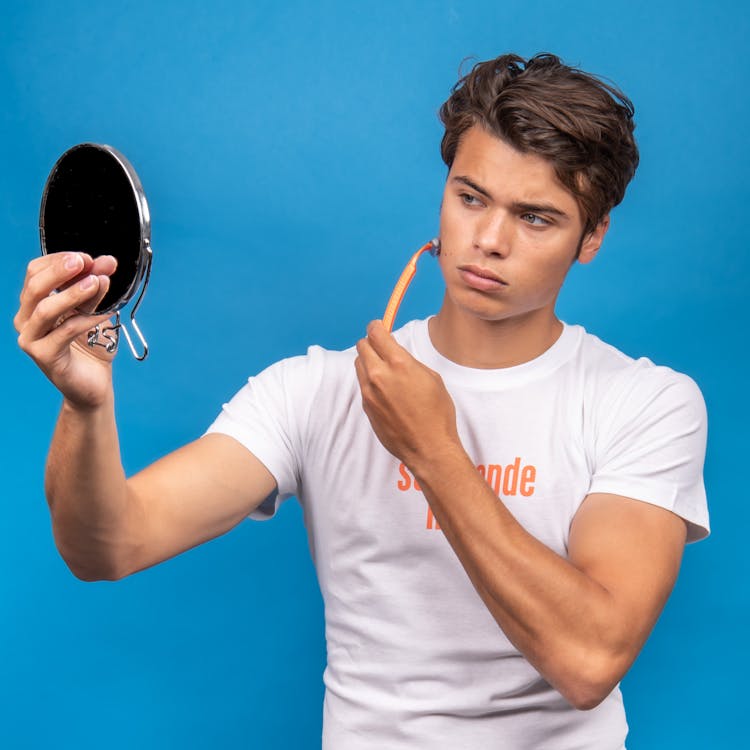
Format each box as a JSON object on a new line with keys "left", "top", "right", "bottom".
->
{"left": 14, "top": 251, "right": 120, "bottom": 410}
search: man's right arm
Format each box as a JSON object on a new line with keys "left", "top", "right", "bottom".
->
{"left": 46, "top": 399, "right": 275, "bottom": 581}
{"left": 17, "top": 252, "right": 275, "bottom": 582}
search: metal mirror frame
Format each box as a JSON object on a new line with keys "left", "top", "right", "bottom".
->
{"left": 39, "top": 142, "right": 152, "bottom": 361}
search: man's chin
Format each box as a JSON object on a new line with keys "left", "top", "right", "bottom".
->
{"left": 441, "top": 293, "right": 559, "bottom": 328}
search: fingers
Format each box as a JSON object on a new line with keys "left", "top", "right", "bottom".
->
{"left": 23, "top": 252, "right": 91, "bottom": 279}
{"left": 77, "top": 273, "right": 112, "bottom": 314}
{"left": 16, "top": 252, "right": 117, "bottom": 331}
{"left": 364, "top": 319, "right": 409, "bottom": 364}
{"left": 63, "top": 254, "right": 117, "bottom": 314}
{"left": 18, "top": 253, "right": 88, "bottom": 326}
{"left": 366, "top": 319, "right": 393, "bottom": 353}
{"left": 354, "top": 338, "right": 379, "bottom": 412}
{"left": 59, "top": 253, "right": 117, "bottom": 286}
{"left": 19, "top": 273, "right": 107, "bottom": 345}
{"left": 17, "top": 275, "right": 116, "bottom": 368}
{"left": 45, "top": 309, "right": 115, "bottom": 357}
{"left": 355, "top": 334, "right": 384, "bottom": 383}
{"left": 354, "top": 335, "right": 394, "bottom": 403}
{"left": 355, "top": 319, "right": 411, "bottom": 380}
{"left": 353, "top": 348, "right": 366, "bottom": 389}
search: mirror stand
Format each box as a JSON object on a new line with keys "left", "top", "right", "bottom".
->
{"left": 87, "top": 242, "right": 152, "bottom": 360}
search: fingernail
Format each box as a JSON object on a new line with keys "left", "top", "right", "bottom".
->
{"left": 65, "top": 253, "right": 82, "bottom": 270}
{"left": 79, "top": 275, "right": 96, "bottom": 290}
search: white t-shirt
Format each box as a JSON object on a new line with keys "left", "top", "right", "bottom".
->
{"left": 206, "top": 318, "right": 709, "bottom": 750}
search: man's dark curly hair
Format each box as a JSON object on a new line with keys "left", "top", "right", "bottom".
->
{"left": 439, "top": 53, "right": 639, "bottom": 236}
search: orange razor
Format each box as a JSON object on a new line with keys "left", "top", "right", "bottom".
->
{"left": 382, "top": 238, "right": 440, "bottom": 332}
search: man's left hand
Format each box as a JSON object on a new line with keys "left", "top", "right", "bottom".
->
{"left": 354, "top": 320, "right": 461, "bottom": 469}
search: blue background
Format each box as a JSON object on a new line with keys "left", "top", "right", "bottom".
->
{"left": 2, "top": 1, "right": 746, "bottom": 747}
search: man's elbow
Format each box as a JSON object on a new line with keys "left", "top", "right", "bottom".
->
{"left": 55, "top": 538, "right": 129, "bottom": 582}
{"left": 558, "top": 655, "right": 626, "bottom": 711}
{"left": 564, "top": 685, "right": 611, "bottom": 712}
{"left": 65, "top": 557, "right": 126, "bottom": 582}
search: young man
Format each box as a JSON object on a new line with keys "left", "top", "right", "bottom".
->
{"left": 16, "top": 53, "right": 708, "bottom": 749}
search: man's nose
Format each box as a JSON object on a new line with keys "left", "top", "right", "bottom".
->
{"left": 473, "top": 210, "right": 511, "bottom": 257}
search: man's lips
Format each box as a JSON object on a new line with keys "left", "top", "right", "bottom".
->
{"left": 458, "top": 265, "right": 508, "bottom": 290}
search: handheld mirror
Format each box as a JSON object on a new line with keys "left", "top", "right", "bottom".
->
{"left": 39, "top": 143, "right": 152, "bottom": 360}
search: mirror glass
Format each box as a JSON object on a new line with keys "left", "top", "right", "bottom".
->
{"left": 39, "top": 143, "right": 150, "bottom": 315}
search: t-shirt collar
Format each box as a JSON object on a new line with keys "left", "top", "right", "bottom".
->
{"left": 405, "top": 316, "right": 582, "bottom": 390}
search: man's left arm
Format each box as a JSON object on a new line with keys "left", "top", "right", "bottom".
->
{"left": 355, "top": 320, "right": 688, "bottom": 711}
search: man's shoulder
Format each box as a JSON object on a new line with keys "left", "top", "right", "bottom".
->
{"left": 266, "top": 338, "right": 357, "bottom": 375}
{"left": 285, "top": 319, "right": 425, "bottom": 368}
{"left": 573, "top": 324, "right": 705, "bottom": 414}
{"left": 251, "top": 335, "right": 363, "bottom": 403}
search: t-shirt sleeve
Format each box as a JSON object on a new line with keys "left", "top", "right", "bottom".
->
{"left": 203, "top": 349, "right": 322, "bottom": 521}
{"left": 587, "top": 367, "right": 709, "bottom": 543}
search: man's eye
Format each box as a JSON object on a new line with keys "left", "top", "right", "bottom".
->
{"left": 460, "top": 193, "right": 482, "bottom": 206}
{"left": 521, "top": 213, "right": 549, "bottom": 226}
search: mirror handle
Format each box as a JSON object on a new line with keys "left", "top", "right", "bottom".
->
{"left": 85, "top": 244, "right": 152, "bottom": 360}
{"left": 120, "top": 316, "right": 148, "bottom": 361}
{"left": 119, "top": 243, "right": 152, "bottom": 360}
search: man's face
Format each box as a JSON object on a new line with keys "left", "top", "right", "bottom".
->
{"left": 437, "top": 124, "right": 607, "bottom": 324}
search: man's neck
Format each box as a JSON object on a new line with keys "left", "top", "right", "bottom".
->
{"left": 428, "top": 301, "right": 564, "bottom": 369}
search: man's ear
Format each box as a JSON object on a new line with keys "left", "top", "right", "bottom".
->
{"left": 577, "top": 215, "right": 610, "bottom": 265}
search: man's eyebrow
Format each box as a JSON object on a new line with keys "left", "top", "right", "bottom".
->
{"left": 513, "top": 201, "right": 570, "bottom": 219}
{"left": 451, "top": 175, "right": 571, "bottom": 219}
{"left": 452, "top": 175, "right": 493, "bottom": 200}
